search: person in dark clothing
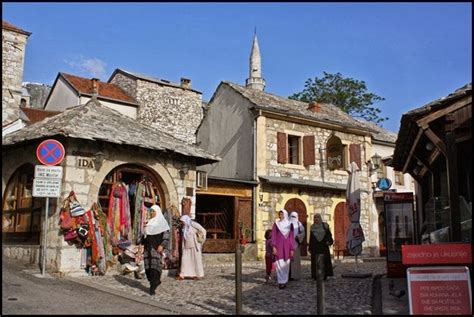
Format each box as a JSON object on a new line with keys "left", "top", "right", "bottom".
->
{"left": 141, "top": 205, "right": 170, "bottom": 295}
{"left": 308, "top": 213, "right": 334, "bottom": 280}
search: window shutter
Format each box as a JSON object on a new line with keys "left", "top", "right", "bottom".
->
{"left": 303, "top": 135, "right": 315, "bottom": 166}
{"left": 349, "top": 144, "right": 362, "bottom": 169}
{"left": 277, "top": 132, "right": 287, "bottom": 164}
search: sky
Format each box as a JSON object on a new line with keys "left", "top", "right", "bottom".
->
{"left": 3, "top": 2, "right": 472, "bottom": 133}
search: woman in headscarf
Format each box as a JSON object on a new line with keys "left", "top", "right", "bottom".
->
{"left": 177, "top": 214, "right": 206, "bottom": 280}
{"left": 308, "top": 213, "right": 334, "bottom": 280}
{"left": 271, "top": 209, "right": 295, "bottom": 289}
{"left": 289, "top": 211, "right": 305, "bottom": 281}
{"left": 141, "top": 205, "right": 170, "bottom": 295}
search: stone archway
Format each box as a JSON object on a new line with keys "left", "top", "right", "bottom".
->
{"left": 284, "top": 198, "right": 308, "bottom": 256}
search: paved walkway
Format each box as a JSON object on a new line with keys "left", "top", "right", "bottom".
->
{"left": 67, "top": 258, "right": 387, "bottom": 315}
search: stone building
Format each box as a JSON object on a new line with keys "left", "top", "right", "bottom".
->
{"left": 2, "top": 99, "right": 219, "bottom": 273}
{"left": 109, "top": 68, "right": 204, "bottom": 144}
{"left": 196, "top": 32, "right": 395, "bottom": 259}
{"left": 2, "top": 20, "right": 31, "bottom": 125}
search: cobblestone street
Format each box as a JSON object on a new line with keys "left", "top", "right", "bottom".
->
{"left": 68, "top": 258, "right": 386, "bottom": 315}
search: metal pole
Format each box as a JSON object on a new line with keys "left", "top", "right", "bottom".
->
{"left": 42, "top": 197, "right": 49, "bottom": 276}
{"left": 235, "top": 244, "right": 242, "bottom": 315}
{"left": 316, "top": 254, "right": 325, "bottom": 315}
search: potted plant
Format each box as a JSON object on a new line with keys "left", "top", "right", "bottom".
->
{"left": 239, "top": 222, "right": 253, "bottom": 245}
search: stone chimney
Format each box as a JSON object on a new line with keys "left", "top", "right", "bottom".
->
{"left": 180, "top": 78, "right": 191, "bottom": 89}
{"left": 307, "top": 101, "right": 321, "bottom": 113}
{"left": 91, "top": 78, "right": 99, "bottom": 99}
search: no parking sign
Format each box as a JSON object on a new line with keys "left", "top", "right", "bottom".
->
{"left": 36, "top": 139, "right": 65, "bottom": 166}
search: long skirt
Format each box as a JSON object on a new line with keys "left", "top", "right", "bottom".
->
{"left": 180, "top": 248, "right": 204, "bottom": 278}
{"left": 290, "top": 245, "right": 302, "bottom": 280}
{"left": 310, "top": 248, "right": 333, "bottom": 279}
{"left": 275, "top": 258, "right": 291, "bottom": 284}
{"left": 145, "top": 268, "right": 162, "bottom": 293}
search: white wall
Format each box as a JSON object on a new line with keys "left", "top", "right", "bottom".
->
{"left": 44, "top": 77, "right": 80, "bottom": 111}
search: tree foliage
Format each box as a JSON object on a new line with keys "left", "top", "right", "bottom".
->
{"left": 289, "top": 72, "right": 388, "bottom": 124}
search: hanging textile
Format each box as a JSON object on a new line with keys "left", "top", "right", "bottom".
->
{"left": 107, "top": 181, "right": 132, "bottom": 248}
{"left": 85, "top": 203, "right": 107, "bottom": 275}
{"left": 133, "top": 181, "right": 148, "bottom": 244}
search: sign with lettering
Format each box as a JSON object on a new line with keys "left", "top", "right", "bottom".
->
{"left": 32, "top": 178, "right": 62, "bottom": 197}
{"left": 407, "top": 266, "right": 472, "bottom": 315}
{"left": 76, "top": 158, "right": 95, "bottom": 169}
{"left": 34, "top": 165, "right": 63, "bottom": 179}
{"left": 402, "top": 243, "right": 472, "bottom": 265}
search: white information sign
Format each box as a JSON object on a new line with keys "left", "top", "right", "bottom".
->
{"left": 34, "top": 165, "right": 63, "bottom": 179}
{"left": 33, "top": 178, "right": 62, "bottom": 197}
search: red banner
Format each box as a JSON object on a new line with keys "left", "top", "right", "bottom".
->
{"left": 402, "top": 244, "right": 472, "bottom": 265}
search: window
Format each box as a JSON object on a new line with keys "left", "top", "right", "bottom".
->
{"left": 394, "top": 171, "right": 404, "bottom": 186}
{"left": 196, "top": 171, "right": 208, "bottom": 189}
{"left": 2, "top": 164, "right": 41, "bottom": 244}
{"left": 326, "top": 135, "right": 344, "bottom": 170}
{"left": 288, "top": 135, "right": 300, "bottom": 164}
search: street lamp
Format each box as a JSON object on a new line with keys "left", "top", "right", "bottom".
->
{"left": 368, "top": 153, "right": 382, "bottom": 175}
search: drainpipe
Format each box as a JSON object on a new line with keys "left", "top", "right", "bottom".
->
{"left": 252, "top": 110, "right": 261, "bottom": 242}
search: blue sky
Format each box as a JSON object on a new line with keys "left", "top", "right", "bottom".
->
{"left": 3, "top": 2, "right": 472, "bottom": 133}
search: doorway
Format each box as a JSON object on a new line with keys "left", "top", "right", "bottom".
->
{"left": 284, "top": 198, "right": 308, "bottom": 256}
{"left": 334, "top": 202, "right": 349, "bottom": 258}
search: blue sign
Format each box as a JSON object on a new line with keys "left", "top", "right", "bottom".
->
{"left": 376, "top": 177, "right": 392, "bottom": 191}
{"left": 36, "top": 139, "right": 65, "bottom": 166}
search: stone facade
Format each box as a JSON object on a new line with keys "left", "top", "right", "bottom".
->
{"left": 2, "top": 140, "right": 198, "bottom": 275}
{"left": 111, "top": 72, "right": 203, "bottom": 144}
{"left": 2, "top": 25, "right": 30, "bottom": 125}
{"left": 254, "top": 116, "right": 376, "bottom": 259}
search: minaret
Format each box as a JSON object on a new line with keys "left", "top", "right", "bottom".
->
{"left": 245, "top": 30, "right": 266, "bottom": 91}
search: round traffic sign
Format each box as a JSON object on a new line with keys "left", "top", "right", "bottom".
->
{"left": 36, "top": 139, "right": 65, "bottom": 166}
{"left": 376, "top": 177, "right": 392, "bottom": 191}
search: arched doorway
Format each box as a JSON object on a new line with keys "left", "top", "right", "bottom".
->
{"left": 97, "top": 164, "right": 166, "bottom": 243}
{"left": 284, "top": 198, "right": 308, "bottom": 256}
{"left": 334, "top": 201, "right": 350, "bottom": 258}
{"left": 2, "top": 164, "right": 41, "bottom": 244}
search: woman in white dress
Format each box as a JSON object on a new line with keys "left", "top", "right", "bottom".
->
{"left": 289, "top": 211, "right": 305, "bottom": 280}
{"left": 177, "top": 215, "right": 207, "bottom": 280}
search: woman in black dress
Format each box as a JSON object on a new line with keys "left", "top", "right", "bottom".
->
{"left": 308, "top": 213, "right": 334, "bottom": 280}
{"left": 141, "top": 205, "right": 170, "bottom": 295}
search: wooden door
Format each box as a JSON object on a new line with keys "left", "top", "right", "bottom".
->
{"left": 284, "top": 198, "right": 308, "bottom": 256}
{"left": 334, "top": 201, "right": 350, "bottom": 258}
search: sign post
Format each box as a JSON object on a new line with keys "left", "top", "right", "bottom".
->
{"left": 34, "top": 139, "right": 65, "bottom": 276}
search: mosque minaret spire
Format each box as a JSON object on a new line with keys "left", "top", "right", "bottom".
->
{"left": 245, "top": 29, "right": 266, "bottom": 91}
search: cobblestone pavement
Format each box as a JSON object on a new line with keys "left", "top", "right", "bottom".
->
{"left": 67, "top": 258, "right": 386, "bottom": 315}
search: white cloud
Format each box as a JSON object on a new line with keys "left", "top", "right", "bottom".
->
{"left": 65, "top": 55, "right": 107, "bottom": 79}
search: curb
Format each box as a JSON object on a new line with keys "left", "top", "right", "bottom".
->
{"left": 64, "top": 276, "right": 196, "bottom": 315}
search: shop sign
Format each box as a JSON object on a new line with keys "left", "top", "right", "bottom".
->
{"left": 77, "top": 158, "right": 95, "bottom": 169}
{"left": 407, "top": 266, "right": 472, "bottom": 315}
{"left": 402, "top": 243, "right": 472, "bottom": 265}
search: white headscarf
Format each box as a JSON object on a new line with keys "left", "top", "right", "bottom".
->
{"left": 145, "top": 205, "right": 170, "bottom": 236}
{"left": 289, "top": 211, "right": 302, "bottom": 235}
{"left": 276, "top": 209, "right": 292, "bottom": 237}
{"left": 180, "top": 214, "right": 193, "bottom": 240}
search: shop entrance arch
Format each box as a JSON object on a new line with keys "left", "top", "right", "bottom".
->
{"left": 98, "top": 163, "right": 166, "bottom": 226}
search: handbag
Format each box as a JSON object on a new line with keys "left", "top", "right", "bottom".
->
{"left": 69, "top": 192, "right": 86, "bottom": 217}
{"left": 77, "top": 223, "right": 89, "bottom": 239}
{"left": 63, "top": 229, "right": 79, "bottom": 241}
{"left": 59, "top": 206, "right": 76, "bottom": 231}
{"left": 196, "top": 230, "right": 205, "bottom": 244}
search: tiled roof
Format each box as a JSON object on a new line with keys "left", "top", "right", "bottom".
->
{"left": 221, "top": 81, "right": 375, "bottom": 133}
{"left": 109, "top": 68, "right": 202, "bottom": 94}
{"left": 2, "top": 20, "right": 31, "bottom": 35}
{"left": 60, "top": 73, "right": 138, "bottom": 105}
{"left": 355, "top": 119, "right": 397, "bottom": 144}
{"left": 20, "top": 107, "right": 61, "bottom": 124}
{"left": 3, "top": 100, "right": 220, "bottom": 165}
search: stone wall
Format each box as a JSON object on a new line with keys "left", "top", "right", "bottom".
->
{"left": 2, "top": 28, "right": 29, "bottom": 125}
{"left": 111, "top": 73, "right": 203, "bottom": 144}
{"left": 2, "top": 140, "right": 198, "bottom": 275}
{"left": 253, "top": 117, "right": 377, "bottom": 259}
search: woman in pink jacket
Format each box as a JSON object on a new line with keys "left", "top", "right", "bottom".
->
{"left": 271, "top": 209, "right": 295, "bottom": 289}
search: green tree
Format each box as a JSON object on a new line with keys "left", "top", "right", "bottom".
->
{"left": 289, "top": 72, "right": 388, "bottom": 124}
